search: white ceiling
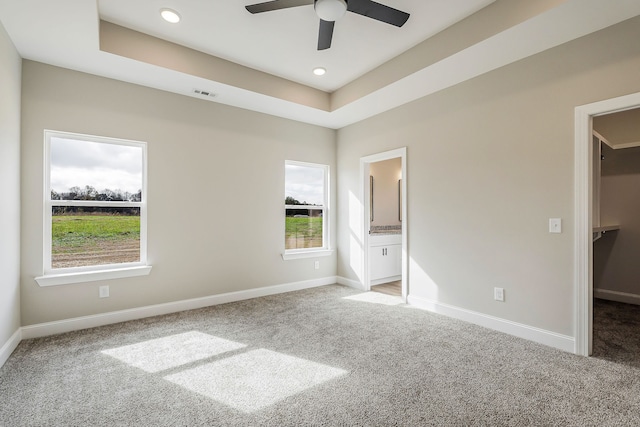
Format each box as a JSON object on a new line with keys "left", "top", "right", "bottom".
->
{"left": 1, "top": 0, "right": 640, "bottom": 129}
{"left": 99, "top": 0, "right": 494, "bottom": 92}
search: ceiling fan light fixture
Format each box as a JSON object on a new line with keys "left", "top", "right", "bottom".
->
{"left": 314, "top": 0, "right": 347, "bottom": 22}
{"left": 313, "top": 67, "right": 327, "bottom": 76}
{"left": 160, "top": 8, "right": 181, "bottom": 23}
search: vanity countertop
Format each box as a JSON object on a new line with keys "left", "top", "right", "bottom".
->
{"left": 370, "top": 225, "right": 402, "bottom": 235}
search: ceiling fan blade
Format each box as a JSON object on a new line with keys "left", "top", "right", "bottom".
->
{"left": 347, "top": 0, "right": 410, "bottom": 27}
{"left": 245, "top": 0, "right": 313, "bottom": 14}
{"left": 317, "top": 19, "right": 335, "bottom": 50}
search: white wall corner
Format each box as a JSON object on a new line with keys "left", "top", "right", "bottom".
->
{"left": 407, "top": 295, "right": 575, "bottom": 354}
{"left": 0, "top": 328, "right": 22, "bottom": 369}
{"left": 21, "top": 276, "right": 338, "bottom": 340}
{"left": 337, "top": 276, "right": 366, "bottom": 291}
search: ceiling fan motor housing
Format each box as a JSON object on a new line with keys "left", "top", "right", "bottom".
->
{"left": 314, "top": 0, "right": 348, "bottom": 21}
{"left": 246, "top": 0, "right": 410, "bottom": 50}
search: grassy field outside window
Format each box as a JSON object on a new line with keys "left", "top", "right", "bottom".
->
{"left": 52, "top": 211, "right": 140, "bottom": 269}
{"left": 285, "top": 215, "right": 323, "bottom": 249}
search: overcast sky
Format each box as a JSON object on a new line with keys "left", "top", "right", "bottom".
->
{"left": 285, "top": 164, "right": 324, "bottom": 206}
{"left": 50, "top": 137, "right": 142, "bottom": 194}
{"left": 51, "top": 138, "right": 323, "bottom": 202}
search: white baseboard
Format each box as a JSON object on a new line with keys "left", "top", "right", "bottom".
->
{"left": 595, "top": 288, "right": 640, "bottom": 305}
{"left": 337, "top": 276, "right": 366, "bottom": 291}
{"left": 407, "top": 295, "right": 575, "bottom": 353}
{"left": 370, "top": 275, "right": 401, "bottom": 286}
{"left": 22, "top": 276, "right": 337, "bottom": 340}
{"left": 0, "top": 328, "right": 22, "bottom": 369}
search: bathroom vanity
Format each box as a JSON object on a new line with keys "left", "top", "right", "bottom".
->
{"left": 369, "top": 227, "right": 401, "bottom": 285}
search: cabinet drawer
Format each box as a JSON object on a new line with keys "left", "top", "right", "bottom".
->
{"left": 369, "top": 234, "right": 401, "bottom": 246}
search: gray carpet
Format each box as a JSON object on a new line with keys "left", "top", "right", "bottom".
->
{"left": 2, "top": 285, "right": 640, "bottom": 426}
{"left": 593, "top": 298, "right": 640, "bottom": 368}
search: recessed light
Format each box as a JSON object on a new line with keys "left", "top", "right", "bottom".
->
{"left": 160, "top": 8, "right": 181, "bottom": 23}
{"left": 313, "top": 67, "right": 326, "bottom": 76}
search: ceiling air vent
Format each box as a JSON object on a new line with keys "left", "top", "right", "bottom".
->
{"left": 192, "top": 89, "right": 217, "bottom": 98}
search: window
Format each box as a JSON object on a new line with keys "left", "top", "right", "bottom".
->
{"left": 37, "top": 131, "right": 150, "bottom": 285}
{"left": 284, "top": 161, "right": 329, "bottom": 257}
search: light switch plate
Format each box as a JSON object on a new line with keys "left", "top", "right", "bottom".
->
{"left": 549, "top": 218, "right": 562, "bottom": 233}
{"left": 99, "top": 285, "right": 110, "bottom": 298}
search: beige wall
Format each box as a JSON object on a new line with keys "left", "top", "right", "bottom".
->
{"left": 0, "top": 21, "right": 21, "bottom": 347}
{"left": 370, "top": 158, "right": 402, "bottom": 227}
{"left": 337, "top": 16, "right": 640, "bottom": 336}
{"left": 594, "top": 144, "right": 640, "bottom": 296}
{"left": 20, "top": 61, "right": 336, "bottom": 326}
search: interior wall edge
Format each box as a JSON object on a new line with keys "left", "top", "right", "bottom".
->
{"left": 0, "top": 328, "right": 22, "bottom": 369}
{"left": 336, "top": 276, "right": 366, "bottom": 291}
{"left": 0, "top": 17, "right": 22, "bottom": 352}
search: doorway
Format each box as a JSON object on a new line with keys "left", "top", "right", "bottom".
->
{"left": 361, "top": 148, "right": 407, "bottom": 301}
{"left": 575, "top": 91, "right": 640, "bottom": 356}
{"left": 591, "top": 109, "right": 640, "bottom": 364}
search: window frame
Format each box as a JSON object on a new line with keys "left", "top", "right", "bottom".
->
{"left": 283, "top": 160, "right": 332, "bottom": 260}
{"left": 36, "top": 130, "right": 151, "bottom": 286}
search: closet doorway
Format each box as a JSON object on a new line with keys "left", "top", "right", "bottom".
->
{"left": 591, "top": 108, "right": 640, "bottom": 365}
{"left": 575, "top": 92, "right": 640, "bottom": 356}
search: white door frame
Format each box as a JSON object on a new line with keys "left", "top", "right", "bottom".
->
{"left": 361, "top": 147, "right": 408, "bottom": 301}
{"left": 574, "top": 91, "right": 640, "bottom": 356}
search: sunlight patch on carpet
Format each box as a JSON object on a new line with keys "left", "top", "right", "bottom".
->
{"left": 164, "top": 348, "right": 348, "bottom": 413}
{"left": 101, "top": 331, "right": 246, "bottom": 373}
{"left": 342, "top": 292, "right": 403, "bottom": 306}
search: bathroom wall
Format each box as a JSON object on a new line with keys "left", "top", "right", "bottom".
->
{"left": 370, "top": 157, "right": 401, "bottom": 227}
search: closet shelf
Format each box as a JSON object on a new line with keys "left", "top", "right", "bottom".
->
{"left": 593, "top": 225, "right": 620, "bottom": 233}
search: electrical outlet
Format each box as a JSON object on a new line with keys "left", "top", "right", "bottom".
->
{"left": 314, "top": 261, "right": 320, "bottom": 270}
{"left": 99, "top": 285, "right": 110, "bottom": 298}
{"left": 494, "top": 287, "right": 505, "bottom": 302}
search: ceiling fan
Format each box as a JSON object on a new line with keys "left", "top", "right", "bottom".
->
{"left": 245, "top": 0, "right": 410, "bottom": 50}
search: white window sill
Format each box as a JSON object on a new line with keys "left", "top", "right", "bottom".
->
{"left": 35, "top": 265, "right": 152, "bottom": 287}
{"left": 281, "top": 249, "right": 334, "bottom": 261}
